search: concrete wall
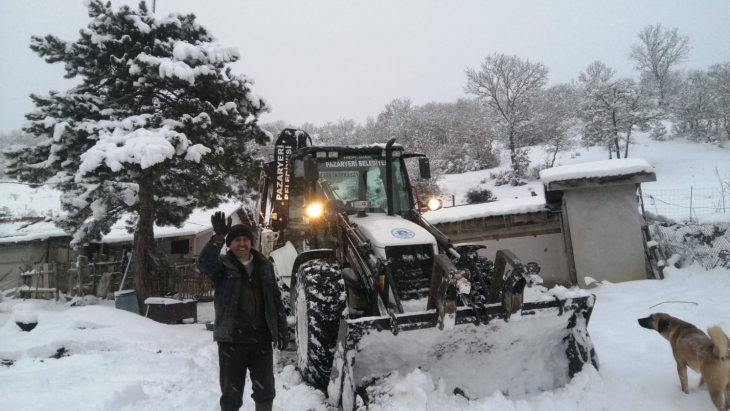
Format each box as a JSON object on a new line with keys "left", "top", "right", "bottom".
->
{"left": 0, "top": 239, "right": 77, "bottom": 292}
{"left": 196, "top": 231, "right": 215, "bottom": 255}
{"left": 562, "top": 184, "right": 646, "bottom": 286}
{"left": 457, "top": 232, "right": 572, "bottom": 288}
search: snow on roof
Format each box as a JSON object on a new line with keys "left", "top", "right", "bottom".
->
{"left": 0, "top": 219, "right": 69, "bottom": 244}
{"left": 540, "top": 158, "right": 653, "bottom": 186}
{"left": 0, "top": 182, "right": 243, "bottom": 244}
{"left": 422, "top": 196, "right": 547, "bottom": 225}
{"left": 100, "top": 201, "right": 241, "bottom": 243}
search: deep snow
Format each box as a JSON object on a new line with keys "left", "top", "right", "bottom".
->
{"left": 2, "top": 263, "right": 730, "bottom": 411}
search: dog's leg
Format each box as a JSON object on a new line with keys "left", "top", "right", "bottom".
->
{"left": 707, "top": 385, "right": 725, "bottom": 411}
{"left": 677, "top": 362, "right": 689, "bottom": 394}
{"left": 699, "top": 376, "right": 707, "bottom": 390}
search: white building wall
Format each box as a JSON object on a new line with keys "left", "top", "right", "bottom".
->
{"left": 562, "top": 184, "right": 646, "bottom": 286}
{"left": 457, "top": 233, "right": 572, "bottom": 288}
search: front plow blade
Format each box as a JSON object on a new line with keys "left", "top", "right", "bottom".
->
{"left": 328, "top": 295, "right": 598, "bottom": 410}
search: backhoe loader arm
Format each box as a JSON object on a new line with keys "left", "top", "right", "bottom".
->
{"left": 489, "top": 249, "right": 543, "bottom": 321}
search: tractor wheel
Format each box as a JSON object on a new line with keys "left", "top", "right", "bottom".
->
{"left": 294, "top": 259, "right": 345, "bottom": 391}
{"left": 271, "top": 260, "right": 292, "bottom": 317}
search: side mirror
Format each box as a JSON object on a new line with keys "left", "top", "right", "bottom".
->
{"left": 419, "top": 157, "right": 431, "bottom": 179}
{"left": 304, "top": 158, "right": 319, "bottom": 182}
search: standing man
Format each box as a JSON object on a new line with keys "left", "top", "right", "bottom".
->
{"left": 198, "top": 211, "right": 288, "bottom": 411}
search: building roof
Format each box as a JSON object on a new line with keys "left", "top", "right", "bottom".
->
{"left": 540, "top": 158, "right": 656, "bottom": 191}
{"left": 0, "top": 218, "right": 69, "bottom": 244}
{"left": 0, "top": 180, "right": 243, "bottom": 244}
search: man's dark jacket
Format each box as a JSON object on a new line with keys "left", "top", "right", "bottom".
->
{"left": 197, "top": 238, "right": 287, "bottom": 344}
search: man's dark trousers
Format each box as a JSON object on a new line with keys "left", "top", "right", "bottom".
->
{"left": 218, "top": 341, "right": 275, "bottom": 411}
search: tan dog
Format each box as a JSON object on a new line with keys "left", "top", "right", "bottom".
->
{"left": 638, "top": 313, "right": 730, "bottom": 411}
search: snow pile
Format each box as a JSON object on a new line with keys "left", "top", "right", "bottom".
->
{"left": 0, "top": 298, "right": 329, "bottom": 411}
{"left": 0, "top": 218, "right": 67, "bottom": 244}
{"left": 423, "top": 196, "right": 546, "bottom": 224}
{"left": 1, "top": 262, "right": 730, "bottom": 410}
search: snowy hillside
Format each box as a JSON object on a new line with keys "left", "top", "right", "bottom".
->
{"left": 437, "top": 131, "right": 729, "bottom": 207}
{"left": 1, "top": 132, "right": 729, "bottom": 411}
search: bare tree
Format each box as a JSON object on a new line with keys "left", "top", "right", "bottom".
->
{"left": 465, "top": 53, "right": 548, "bottom": 179}
{"left": 535, "top": 83, "right": 578, "bottom": 167}
{"left": 708, "top": 62, "right": 730, "bottom": 141}
{"left": 578, "top": 61, "right": 654, "bottom": 158}
{"left": 629, "top": 23, "right": 690, "bottom": 104}
{"left": 672, "top": 69, "right": 720, "bottom": 142}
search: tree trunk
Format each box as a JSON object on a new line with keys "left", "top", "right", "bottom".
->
{"left": 624, "top": 130, "right": 632, "bottom": 158}
{"left": 612, "top": 112, "right": 621, "bottom": 159}
{"left": 608, "top": 142, "right": 613, "bottom": 159}
{"left": 550, "top": 143, "right": 559, "bottom": 167}
{"left": 133, "top": 172, "right": 156, "bottom": 313}
{"left": 658, "top": 78, "right": 666, "bottom": 107}
{"left": 509, "top": 130, "right": 518, "bottom": 174}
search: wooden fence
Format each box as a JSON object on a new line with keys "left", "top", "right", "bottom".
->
{"left": 15, "top": 254, "right": 212, "bottom": 302}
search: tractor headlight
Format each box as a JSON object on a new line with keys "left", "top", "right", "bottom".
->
{"left": 426, "top": 198, "right": 443, "bottom": 211}
{"left": 305, "top": 203, "right": 324, "bottom": 218}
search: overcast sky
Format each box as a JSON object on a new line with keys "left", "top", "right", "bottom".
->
{"left": 1, "top": 0, "right": 729, "bottom": 134}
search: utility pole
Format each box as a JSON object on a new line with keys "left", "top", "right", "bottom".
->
{"left": 153, "top": 0, "right": 156, "bottom": 13}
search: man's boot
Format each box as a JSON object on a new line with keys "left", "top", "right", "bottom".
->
{"left": 255, "top": 402, "right": 273, "bottom": 411}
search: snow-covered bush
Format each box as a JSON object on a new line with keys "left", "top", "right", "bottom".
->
{"left": 490, "top": 169, "right": 528, "bottom": 187}
{"left": 649, "top": 121, "right": 669, "bottom": 141}
{"left": 530, "top": 157, "right": 553, "bottom": 180}
{"left": 464, "top": 187, "right": 497, "bottom": 204}
{"left": 648, "top": 217, "right": 730, "bottom": 269}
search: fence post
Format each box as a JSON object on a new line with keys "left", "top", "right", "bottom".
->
{"left": 689, "top": 186, "right": 693, "bottom": 222}
{"left": 77, "top": 256, "right": 88, "bottom": 297}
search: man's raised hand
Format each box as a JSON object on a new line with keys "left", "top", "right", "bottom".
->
{"left": 211, "top": 211, "right": 232, "bottom": 236}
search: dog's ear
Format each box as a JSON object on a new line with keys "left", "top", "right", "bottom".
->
{"left": 657, "top": 318, "right": 670, "bottom": 333}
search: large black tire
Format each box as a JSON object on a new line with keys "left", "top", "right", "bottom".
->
{"left": 270, "top": 259, "right": 292, "bottom": 317}
{"left": 294, "top": 259, "right": 345, "bottom": 391}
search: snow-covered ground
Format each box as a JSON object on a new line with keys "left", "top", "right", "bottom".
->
{"left": 436, "top": 132, "right": 730, "bottom": 206}
{"left": 2, "top": 263, "right": 729, "bottom": 411}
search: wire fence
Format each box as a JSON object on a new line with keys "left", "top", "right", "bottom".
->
{"left": 641, "top": 187, "right": 729, "bottom": 223}
{"left": 646, "top": 218, "right": 730, "bottom": 270}
{"left": 640, "top": 187, "right": 730, "bottom": 269}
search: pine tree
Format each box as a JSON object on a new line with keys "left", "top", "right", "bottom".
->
{"left": 4, "top": 0, "right": 270, "bottom": 307}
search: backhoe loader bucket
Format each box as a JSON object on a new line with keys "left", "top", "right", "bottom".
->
{"left": 327, "top": 294, "right": 598, "bottom": 410}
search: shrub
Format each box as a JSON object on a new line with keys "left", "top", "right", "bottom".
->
{"left": 650, "top": 121, "right": 669, "bottom": 141}
{"left": 464, "top": 187, "right": 498, "bottom": 204}
{"left": 530, "top": 157, "right": 553, "bottom": 180}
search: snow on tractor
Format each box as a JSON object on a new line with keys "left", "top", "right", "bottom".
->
{"left": 252, "top": 129, "right": 598, "bottom": 410}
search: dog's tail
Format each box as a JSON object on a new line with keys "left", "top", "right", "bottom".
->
{"left": 707, "top": 325, "right": 729, "bottom": 364}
